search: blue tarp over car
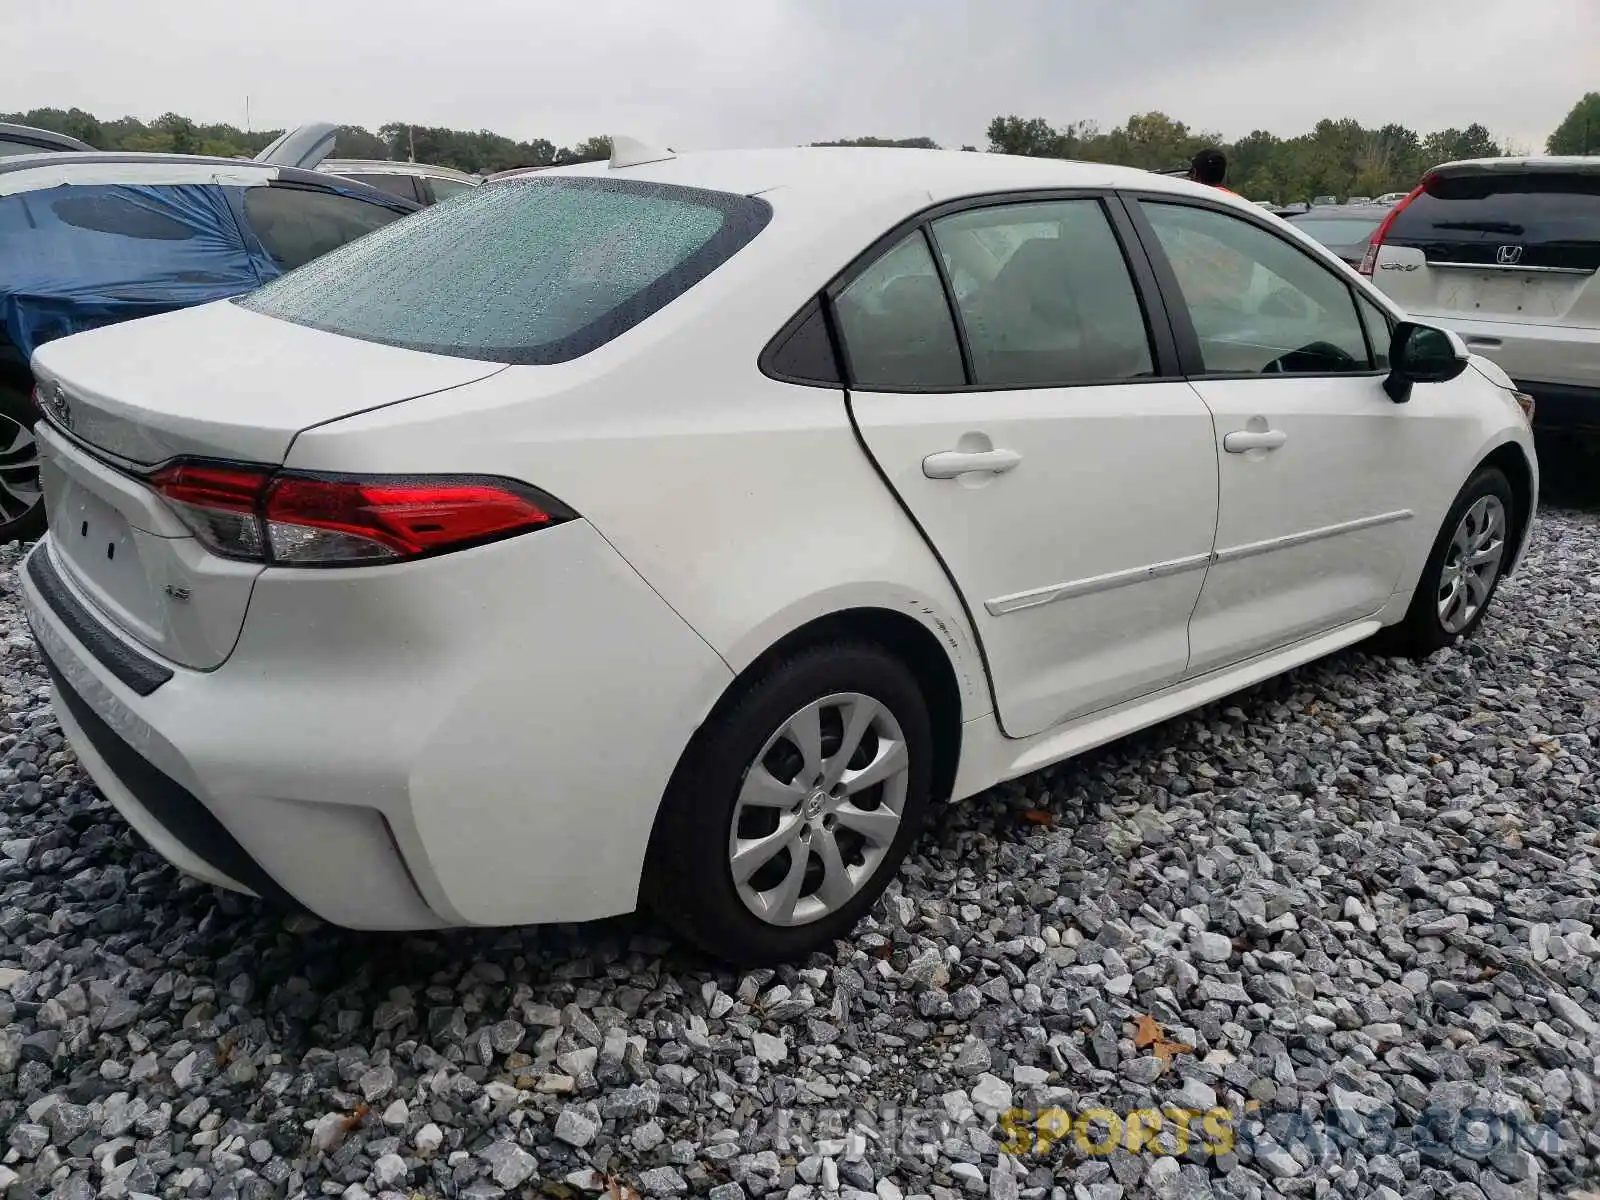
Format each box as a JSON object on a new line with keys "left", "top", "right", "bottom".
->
{"left": 0, "top": 182, "right": 275, "bottom": 358}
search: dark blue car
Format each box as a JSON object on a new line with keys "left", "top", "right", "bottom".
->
{"left": 0, "top": 149, "right": 419, "bottom": 540}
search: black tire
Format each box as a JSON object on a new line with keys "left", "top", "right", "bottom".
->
{"left": 644, "top": 641, "right": 935, "bottom": 965}
{"left": 0, "top": 379, "right": 44, "bottom": 545}
{"left": 1380, "top": 466, "right": 1515, "bottom": 657}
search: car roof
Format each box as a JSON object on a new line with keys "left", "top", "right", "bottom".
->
{"left": 0, "top": 122, "right": 95, "bottom": 152}
{"left": 531, "top": 146, "right": 1237, "bottom": 214}
{"left": 1429, "top": 154, "right": 1600, "bottom": 178}
{"left": 0, "top": 151, "right": 422, "bottom": 209}
{"left": 322, "top": 159, "right": 480, "bottom": 183}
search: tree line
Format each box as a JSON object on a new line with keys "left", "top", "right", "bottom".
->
{"left": 1, "top": 108, "right": 615, "bottom": 174}
{"left": 7, "top": 92, "right": 1596, "bottom": 199}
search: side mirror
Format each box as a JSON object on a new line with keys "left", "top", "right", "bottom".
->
{"left": 1384, "top": 320, "right": 1469, "bottom": 403}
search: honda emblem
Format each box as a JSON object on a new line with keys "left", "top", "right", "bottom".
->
{"left": 1495, "top": 244, "right": 1523, "bottom": 266}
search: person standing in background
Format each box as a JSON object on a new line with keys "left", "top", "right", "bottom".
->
{"left": 1188, "top": 147, "right": 1234, "bottom": 192}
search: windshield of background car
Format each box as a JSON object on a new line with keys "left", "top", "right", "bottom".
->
{"left": 1290, "top": 216, "right": 1383, "bottom": 245}
{"left": 1385, "top": 170, "right": 1600, "bottom": 271}
{"left": 235, "top": 176, "right": 773, "bottom": 364}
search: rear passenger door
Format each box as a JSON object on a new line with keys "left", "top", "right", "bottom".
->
{"left": 835, "top": 194, "right": 1220, "bottom": 738}
{"left": 237, "top": 182, "right": 409, "bottom": 275}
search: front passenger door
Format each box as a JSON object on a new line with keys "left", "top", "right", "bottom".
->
{"left": 838, "top": 196, "right": 1220, "bottom": 738}
{"left": 1132, "top": 198, "right": 1436, "bottom": 674}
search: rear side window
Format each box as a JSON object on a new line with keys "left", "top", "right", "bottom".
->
{"left": 237, "top": 177, "right": 772, "bottom": 364}
{"left": 242, "top": 185, "right": 407, "bottom": 272}
{"left": 833, "top": 232, "right": 965, "bottom": 389}
{"left": 52, "top": 193, "right": 197, "bottom": 241}
{"left": 338, "top": 173, "right": 422, "bottom": 203}
{"left": 1289, "top": 216, "right": 1384, "bottom": 245}
{"left": 1386, "top": 171, "right": 1600, "bottom": 271}
{"left": 0, "top": 138, "right": 51, "bottom": 158}
{"left": 427, "top": 177, "right": 475, "bottom": 203}
{"left": 930, "top": 199, "right": 1154, "bottom": 386}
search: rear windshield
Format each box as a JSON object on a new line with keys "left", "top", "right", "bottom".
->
{"left": 1386, "top": 170, "right": 1600, "bottom": 271}
{"left": 235, "top": 176, "right": 772, "bottom": 364}
{"left": 1289, "top": 215, "right": 1383, "bottom": 244}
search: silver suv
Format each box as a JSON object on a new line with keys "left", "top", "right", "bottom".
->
{"left": 1363, "top": 156, "right": 1600, "bottom": 432}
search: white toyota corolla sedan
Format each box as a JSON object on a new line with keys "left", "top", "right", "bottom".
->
{"left": 21, "top": 144, "right": 1537, "bottom": 963}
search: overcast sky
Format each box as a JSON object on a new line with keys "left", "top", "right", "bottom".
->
{"left": 9, "top": 0, "right": 1595, "bottom": 153}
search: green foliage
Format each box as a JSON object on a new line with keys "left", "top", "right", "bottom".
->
{"left": 10, "top": 97, "right": 1583, "bottom": 200}
{"left": 811, "top": 136, "right": 941, "bottom": 149}
{"left": 0, "top": 108, "right": 612, "bottom": 174}
{"left": 986, "top": 111, "right": 1518, "bottom": 203}
{"left": 1547, "top": 92, "right": 1600, "bottom": 155}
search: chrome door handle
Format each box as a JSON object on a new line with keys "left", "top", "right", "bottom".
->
{"left": 922, "top": 448, "right": 1023, "bottom": 479}
{"left": 1223, "top": 429, "right": 1288, "bottom": 454}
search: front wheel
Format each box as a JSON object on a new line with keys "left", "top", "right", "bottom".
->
{"left": 1382, "top": 466, "right": 1515, "bottom": 657}
{"left": 0, "top": 382, "right": 44, "bottom": 544}
{"left": 644, "top": 641, "right": 934, "bottom": 965}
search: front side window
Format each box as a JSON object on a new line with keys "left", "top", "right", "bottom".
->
{"left": 1357, "top": 294, "right": 1394, "bottom": 370}
{"left": 833, "top": 232, "right": 964, "bottom": 389}
{"left": 930, "top": 200, "right": 1154, "bottom": 386}
{"left": 237, "top": 177, "right": 770, "bottom": 364}
{"left": 1142, "top": 202, "right": 1371, "bottom": 375}
{"left": 242, "top": 185, "right": 407, "bottom": 272}
{"left": 0, "top": 138, "right": 51, "bottom": 158}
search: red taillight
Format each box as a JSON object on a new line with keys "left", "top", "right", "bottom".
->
{"left": 1359, "top": 179, "right": 1427, "bottom": 275}
{"left": 146, "top": 462, "right": 574, "bottom": 567}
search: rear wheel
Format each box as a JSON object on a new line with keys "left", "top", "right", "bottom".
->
{"left": 644, "top": 641, "right": 934, "bottom": 965}
{"left": 0, "top": 382, "right": 43, "bottom": 544}
{"left": 1381, "top": 466, "right": 1514, "bottom": 657}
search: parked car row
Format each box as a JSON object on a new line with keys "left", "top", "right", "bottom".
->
{"left": 1276, "top": 157, "right": 1598, "bottom": 436}
{"left": 16, "top": 142, "right": 1537, "bottom": 961}
{"left": 1358, "top": 156, "right": 1600, "bottom": 434}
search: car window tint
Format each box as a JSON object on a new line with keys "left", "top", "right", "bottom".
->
{"left": 930, "top": 200, "right": 1153, "bottom": 386}
{"left": 242, "top": 185, "right": 406, "bottom": 272}
{"left": 428, "top": 177, "right": 475, "bottom": 202}
{"left": 50, "top": 192, "right": 198, "bottom": 240}
{"left": 834, "top": 232, "right": 965, "bottom": 389}
{"left": 236, "top": 177, "right": 770, "bottom": 364}
{"left": 0, "top": 138, "right": 50, "bottom": 158}
{"left": 1357, "top": 294, "right": 1393, "bottom": 370}
{"left": 1386, "top": 170, "right": 1600, "bottom": 271}
{"left": 1143, "top": 202, "right": 1371, "bottom": 375}
{"left": 339, "top": 173, "right": 421, "bottom": 202}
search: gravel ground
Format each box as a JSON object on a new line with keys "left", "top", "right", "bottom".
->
{"left": 2, "top": 511, "right": 1599, "bottom": 1200}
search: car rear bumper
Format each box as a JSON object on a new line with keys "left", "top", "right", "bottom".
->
{"left": 1406, "top": 312, "right": 1600, "bottom": 430}
{"left": 1509, "top": 380, "right": 1600, "bottom": 434}
{"left": 21, "top": 521, "right": 734, "bottom": 930}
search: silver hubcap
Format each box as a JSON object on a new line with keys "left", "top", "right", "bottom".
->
{"left": 1438, "top": 494, "right": 1506, "bottom": 634}
{"left": 729, "top": 692, "right": 910, "bottom": 927}
{"left": 0, "top": 414, "right": 40, "bottom": 528}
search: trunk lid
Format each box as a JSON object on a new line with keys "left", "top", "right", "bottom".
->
{"left": 30, "top": 300, "right": 504, "bottom": 466}
{"left": 30, "top": 302, "right": 503, "bottom": 669}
